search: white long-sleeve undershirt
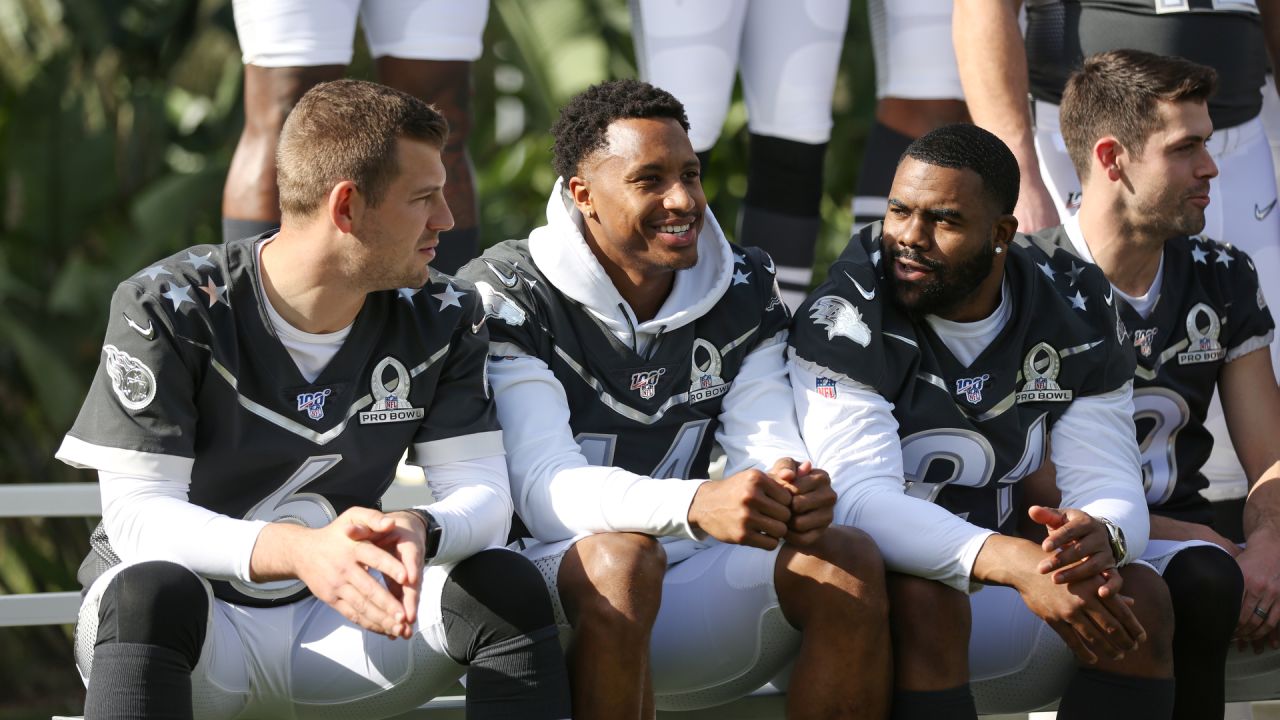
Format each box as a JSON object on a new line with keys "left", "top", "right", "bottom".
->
{"left": 490, "top": 330, "right": 806, "bottom": 545}
{"left": 97, "top": 453, "right": 511, "bottom": 582}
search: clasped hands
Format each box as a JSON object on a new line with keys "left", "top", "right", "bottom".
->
{"left": 1017, "top": 505, "right": 1147, "bottom": 665}
{"left": 688, "top": 457, "right": 836, "bottom": 549}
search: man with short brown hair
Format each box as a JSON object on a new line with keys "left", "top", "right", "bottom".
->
{"left": 1035, "top": 48, "right": 1280, "bottom": 716}
{"left": 58, "top": 79, "right": 569, "bottom": 720}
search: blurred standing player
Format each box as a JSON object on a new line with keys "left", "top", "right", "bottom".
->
{"left": 630, "top": 0, "right": 851, "bottom": 309}
{"left": 460, "top": 79, "right": 891, "bottom": 720}
{"left": 954, "top": 0, "right": 1280, "bottom": 509}
{"left": 57, "top": 80, "right": 569, "bottom": 720}
{"left": 1036, "top": 49, "right": 1279, "bottom": 715}
{"left": 223, "top": 0, "right": 487, "bottom": 274}
{"left": 791, "top": 124, "right": 1175, "bottom": 718}
{"left": 853, "top": 0, "right": 969, "bottom": 230}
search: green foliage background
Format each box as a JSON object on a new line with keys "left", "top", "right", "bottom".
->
{"left": 0, "top": 0, "right": 874, "bottom": 713}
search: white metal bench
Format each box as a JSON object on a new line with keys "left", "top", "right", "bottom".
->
{"left": 8, "top": 481, "right": 1273, "bottom": 719}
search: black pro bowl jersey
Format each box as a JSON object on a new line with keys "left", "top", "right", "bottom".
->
{"left": 1025, "top": 0, "right": 1266, "bottom": 129}
{"left": 789, "top": 223, "right": 1135, "bottom": 534}
{"left": 57, "top": 237, "right": 500, "bottom": 606}
{"left": 1040, "top": 227, "right": 1275, "bottom": 524}
{"left": 459, "top": 239, "right": 790, "bottom": 484}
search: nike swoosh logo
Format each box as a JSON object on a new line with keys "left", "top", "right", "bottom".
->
{"left": 1104, "top": 287, "right": 1114, "bottom": 307}
{"left": 844, "top": 271, "right": 876, "bottom": 300}
{"left": 1256, "top": 198, "right": 1277, "bottom": 221}
{"left": 762, "top": 255, "right": 776, "bottom": 274}
{"left": 485, "top": 260, "right": 518, "bottom": 288}
{"left": 124, "top": 313, "right": 154, "bottom": 340}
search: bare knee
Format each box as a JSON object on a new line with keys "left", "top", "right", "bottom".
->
{"left": 558, "top": 533, "right": 666, "bottom": 635}
{"left": 777, "top": 526, "right": 889, "bottom": 627}
{"left": 888, "top": 573, "right": 970, "bottom": 689}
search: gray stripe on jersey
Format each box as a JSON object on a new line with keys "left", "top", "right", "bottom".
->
{"left": 207, "top": 346, "right": 449, "bottom": 444}
{"left": 971, "top": 392, "right": 1019, "bottom": 423}
{"left": 885, "top": 332, "right": 918, "bottom": 348}
{"left": 1135, "top": 339, "right": 1192, "bottom": 381}
{"left": 917, "top": 372, "right": 948, "bottom": 393}
{"left": 549, "top": 323, "right": 762, "bottom": 426}
{"left": 1059, "top": 338, "right": 1104, "bottom": 358}
{"left": 553, "top": 345, "right": 690, "bottom": 425}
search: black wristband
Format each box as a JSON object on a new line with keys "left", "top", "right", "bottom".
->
{"left": 404, "top": 508, "right": 443, "bottom": 560}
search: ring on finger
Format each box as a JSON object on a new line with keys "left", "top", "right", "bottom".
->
{"left": 1255, "top": 606, "right": 1270, "bottom": 619}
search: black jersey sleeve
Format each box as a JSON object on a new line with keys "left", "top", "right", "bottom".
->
{"left": 1217, "top": 243, "right": 1275, "bottom": 358}
{"left": 787, "top": 230, "right": 909, "bottom": 401}
{"left": 59, "top": 280, "right": 201, "bottom": 469}
{"left": 457, "top": 252, "right": 552, "bottom": 362}
{"left": 409, "top": 282, "right": 504, "bottom": 464}
{"left": 738, "top": 245, "right": 792, "bottom": 343}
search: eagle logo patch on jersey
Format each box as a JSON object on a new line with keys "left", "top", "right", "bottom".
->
{"left": 475, "top": 281, "right": 527, "bottom": 327}
{"left": 955, "top": 374, "right": 991, "bottom": 404}
{"left": 1016, "top": 342, "right": 1073, "bottom": 403}
{"left": 689, "top": 338, "right": 729, "bottom": 404}
{"left": 360, "top": 356, "right": 426, "bottom": 424}
{"left": 297, "top": 388, "right": 332, "bottom": 420}
{"left": 630, "top": 368, "right": 665, "bottom": 400}
{"left": 1178, "top": 303, "right": 1226, "bottom": 365}
{"left": 809, "top": 295, "right": 871, "bottom": 347}
{"left": 103, "top": 344, "right": 156, "bottom": 411}
{"left": 1133, "top": 328, "right": 1159, "bottom": 358}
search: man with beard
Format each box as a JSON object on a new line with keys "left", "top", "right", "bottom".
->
{"left": 1031, "top": 49, "right": 1279, "bottom": 714}
{"left": 56, "top": 80, "right": 570, "bottom": 720}
{"left": 789, "top": 122, "right": 1175, "bottom": 719}
{"left": 459, "top": 79, "right": 891, "bottom": 719}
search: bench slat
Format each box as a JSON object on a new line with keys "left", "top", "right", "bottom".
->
{"left": 0, "top": 591, "right": 81, "bottom": 627}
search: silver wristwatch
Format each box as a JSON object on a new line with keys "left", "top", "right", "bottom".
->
{"left": 1096, "top": 517, "right": 1128, "bottom": 566}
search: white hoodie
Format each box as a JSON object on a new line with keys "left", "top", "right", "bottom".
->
{"left": 486, "top": 181, "right": 809, "bottom": 555}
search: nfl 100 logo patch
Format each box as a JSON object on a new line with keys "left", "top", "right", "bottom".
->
{"left": 816, "top": 377, "right": 838, "bottom": 399}
{"left": 630, "top": 368, "right": 666, "bottom": 400}
{"left": 955, "top": 374, "right": 990, "bottom": 405}
{"left": 297, "top": 388, "right": 332, "bottom": 420}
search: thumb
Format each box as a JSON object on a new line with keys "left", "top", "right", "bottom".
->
{"left": 1028, "top": 505, "right": 1067, "bottom": 529}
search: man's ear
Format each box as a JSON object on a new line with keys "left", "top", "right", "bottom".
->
{"left": 567, "top": 175, "right": 596, "bottom": 221}
{"left": 993, "top": 212, "right": 1019, "bottom": 249}
{"left": 328, "top": 180, "right": 360, "bottom": 234}
{"left": 1094, "top": 138, "right": 1123, "bottom": 182}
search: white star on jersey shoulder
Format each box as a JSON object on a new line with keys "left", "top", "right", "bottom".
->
{"left": 732, "top": 269, "right": 752, "bottom": 286}
{"left": 162, "top": 282, "right": 195, "bottom": 311}
{"left": 1069, "top": 290, "right": 1088, "bottom": 311}
{"left": 433, "top": 283, "right": 467, "bottom": 311}
{"left": 186, "top": 251, "right": 215, "bottom": 271}
{"left": 1191, "top": 246, "right": 1209, "bottom": 264}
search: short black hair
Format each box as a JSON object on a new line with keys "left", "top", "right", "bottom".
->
{"left": 551, "top": 79, "right": 690, "bottom": 181}
{"left": 901, "top": 124, "right": 1020, "bottom": 215}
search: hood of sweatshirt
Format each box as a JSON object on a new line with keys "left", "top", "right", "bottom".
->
{"left": 527, "top": 178, "right": 734, "bottom": 349}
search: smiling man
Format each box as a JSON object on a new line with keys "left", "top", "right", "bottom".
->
{"left": 56, "top": 80, "right": 569, "bottom": 720}
{"left": 459, "top": 79, "right": 890, "bottom": 719}
{"left": 790, "top": 123, "right": 1175, "bottom": 719}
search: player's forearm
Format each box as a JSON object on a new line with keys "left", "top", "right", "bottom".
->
{"left": 952, "top": 0, "right": 1039, "bottom": 168}
{"left": 1244, "top": 464, "right": 1280, "bottom": 545}
{"left": 248, "top": 521, "right": 310, "bottom": 582}
{"left": 421, "top": 455, "right": 513, "bottom": 563}
{"left": 970, "top": 533, "right": 1047, "bottom": 589}
{"left": 842, "top": 485, "right": 995, "bottom": 592}
{"left": 521, "top": 464, "right": 706, "bottom": 541}
{"left": 1149, "top": 512, "right": 1238, "bottom": 554}
{"left": 99, "top": 470, "right": 267, "bottom": 582}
